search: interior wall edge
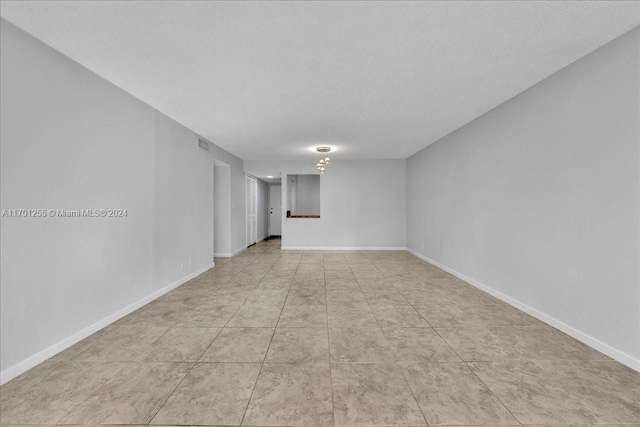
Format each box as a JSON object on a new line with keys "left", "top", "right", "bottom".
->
{"left": 406, "top": 247, "right": 640, "bottom": 372}
{"left": 0, "top": 262, "right": 215, "bottom": 386}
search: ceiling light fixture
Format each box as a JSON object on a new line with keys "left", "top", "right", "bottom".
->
{"left": 316, "top": 147, "right": 331, "bottom": 174}
{"left": 266, "top": 175, "right": 274, "bottom": 178}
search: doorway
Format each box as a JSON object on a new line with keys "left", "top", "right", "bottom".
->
{"left": 269, "top": 185, "right": 282, "bottom": 236}
{"left": 246, "top": 174, "right": 258, "bottom": 247}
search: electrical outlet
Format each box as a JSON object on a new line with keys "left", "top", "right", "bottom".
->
{"left": 180, "top": 261, "right": 185, "bottom": 271}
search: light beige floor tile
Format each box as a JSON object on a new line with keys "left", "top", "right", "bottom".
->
{"left": 61, "top": 362, "right": 192, "bottom": 425}
{"left": 142, "top": 327, "right": 220, "bottom": 362}
{"left": 401, "top": 362, "right": 517, "bottom": 425}
{"left": 243, "top": 363, "right": 333, "bottom": 426}
{"left": 263, "top": 268, "right": 296, "bottom": 277}
{"left": 298, "top": 263, "right": 324, "bottom": 271}
{"left": 325, "top": 278, "right": 361, "bottom": 289}
{"left": 244, "top": 289, "right": 289, "bottom": 306}
{"left": 57, "top": 326, "right": 170, "bottom": 362}
{"left": 278, "top": 305, "right": 328, "bottom": 327}
{"left": 414, "top": 302, "right": 482, "bottom": 327}
{"left": 226, "top": 305, "right": 282, "bottom": 327}
{"left": 351, "top": 270, "right": 386, "bottom": 280}
{"left": 524, "top": 425, "right": 639, "bottom": 427}
{"left": 327, "top": 304, "right": 380, "bottom": 328}
{"left": 329, "top": 328, "right": 396, "bottom": 362}
{"left": 209, "top": 290, "right": 253, "bottom": 305}
{"left": 150, "top": 363, "right": 261, "bottom": 425}
{"left": 291, "top": 278, "right": 326, "bottom": 288}
{"left": 286, "top": 287, "right": 326, "bottom": 305}
{"left": 453, "top": 302, "right": 543, "bottom": 326}
{"left": 326, "top": 289, "right": 368, "bottom": 306}
{"left": 0, "top": 360, "right": 59, "bottom": 408}
{"left": 382, "top": 328, "right": 462, "bottom": 362}
{"left": 323, "top": 263, "right": 352, "bottom": 271}
{"left": 469, "top": 359, "right": 640, "bottom": 425}
{"left": 200, "top": 328, "right": 274, "bottom": 362}
{"left": 436, "top": 326, "right": 610, "bottom": 361}
{"left": 300, "top": 255, "right": 324, "bottom": 264}
{"left": 356, "top": 278, "right": 394, "bottom": 289}
{"left": 265, "top": 327, "right": 330, "bottom": 363}
{"left": 325, "top": 270, "right": 356, "bottom": 280}
{"left": 175, "top": 304, "right": 239, "bottom": 327}
{"left": 256, "top": 278, "right": 293, "bottom": 289}
{"left": 370, "top": 304, "right": 430, "bottom": 328}
{"left": 221, "top": 283, "right": 259, "bottom": 293}
{"left": 295, "top": 271, "right": 325, "bottom": 280}
{"left": 400, "top": 291, "right": 451, "bottom": 306}
{"left": 363, "top": 289, "right": 410, "bottom": 305}
{"left": 331, "top": 363, "right": 426, "bottom": 425}
{"left": 6, "top": 245, "right": 637, "bottom": 427}
{"left": 0, "top": 361, "right": 128, "bottom": 424}
{"left": 114, "top": 303, "right": 181, "bottom": 327}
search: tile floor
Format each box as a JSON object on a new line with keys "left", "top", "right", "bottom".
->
{"left": 1, "top": 238, "right": 639, "bottom": 426}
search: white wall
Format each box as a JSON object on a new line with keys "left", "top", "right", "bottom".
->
{"left": 153, "top": 115, "right": 213, "bottom": 287}
{"left": 210, "top": 147, "right": 246, "bottom": 256}
{"left": 406, "top": 27, "right": 640, "bottom": 369}
{"left": 245, "top": 160, "right": 406, "bottom": 249}
{"left": 287, "top": 176, "right": 296, "bottom": 213}
{"left": 0, "top": 19, "right": 233, "bottom": 382}
{"left": 214, "top": 163, "right": 232, "bottom": 256}
{"left": 256, "top": 178, "right": 269, "bottom": 242}
{"left": 293, "top": 175, "right": 321, "bottom": 216}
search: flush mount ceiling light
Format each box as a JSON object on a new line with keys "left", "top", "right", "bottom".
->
{"left": 316, "top": 147, "right": 331, "bottom": 174}
{"left": 266, "top": 175, "right": 274, "bottom": 178}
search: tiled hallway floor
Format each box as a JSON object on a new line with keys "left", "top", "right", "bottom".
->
{"left": 2, "top": 238, "right": 639, "bottom": 425}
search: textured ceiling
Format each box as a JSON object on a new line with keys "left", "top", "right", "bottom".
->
{"left": 1, "top": 1, "right": 638, "bottom": 160}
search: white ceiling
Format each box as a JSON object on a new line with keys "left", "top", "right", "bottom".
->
{"left": 1, "top": 1, "right": 638, "bottom": 160}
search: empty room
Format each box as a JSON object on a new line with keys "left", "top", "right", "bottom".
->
{"left": 0, "top": 1, "right": 639, "bottom": 425}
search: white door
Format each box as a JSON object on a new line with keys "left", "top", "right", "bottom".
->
{"left": 246, "top": 175, "right": 257, "bottom": 246}
{"left": 269, "top": 185, "right": 282, "bottom": 236}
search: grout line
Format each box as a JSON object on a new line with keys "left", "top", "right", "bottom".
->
{"left": 145, "top": 360, "right": 198, "bottom": 425}
{"left": 238, "top": 243, "right": 295, "bottom": 426}
{"left": 9, "top": 244, "right": 619, "bottom": 426}
{"left": 362, "top": 253, "right": 430, "bottom": 427}
{"left": 463, "top": 359, "right": 524, "bottom": 425}
{"left": 324, "top": 255, "right": 337, "bottom": 426}
{"left": 147, "top": 244, "right": 281, "bottom": 425}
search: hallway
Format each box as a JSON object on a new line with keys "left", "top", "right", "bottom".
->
{"left": 1, "top": 239, "right": 638, "bottom": 425}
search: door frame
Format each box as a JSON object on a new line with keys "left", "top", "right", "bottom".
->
{"left": 268, "top": 184, "right": 282, "bottom": 237}
{"left": 246, "top": 174, "right": 258, "bottom": 247}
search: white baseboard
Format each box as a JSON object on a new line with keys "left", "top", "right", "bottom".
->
{"left": 214, "top": 246, "right": 248, "bottom": 258}
{"left": 406, "top": 248, "right": 640, "bottom": 372}
{"left": 281, "top": 246, "right": 407, "bottom": 251}
{"left": 232, "top": 246, "right": 248, "bottom": 256}
{"left": 0, "top": 263, "right": 215, "bottom": 385}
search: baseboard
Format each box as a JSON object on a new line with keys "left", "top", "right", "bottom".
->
{"left": 232, "top": 246, "right": 247, "bottom": 256}
{"left": 214, "top": 246, "right": 248, "bottom": 258}
{"left": 0, "top": 263, "right": 215, "bottom": 385}
{"left": 406, "top": 248, "right": 640, "bottom": 372}
{"left": 281, "top": 246, "right": 407, "bottom": 251}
